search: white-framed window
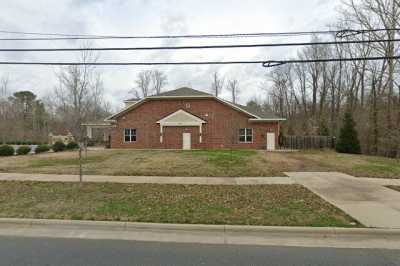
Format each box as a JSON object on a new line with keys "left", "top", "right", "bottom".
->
{"left": 124, "top": 128, "right": 137, "bottom": 142}
{"left": 239, "top": 128, "right": 253, "bottom": 143}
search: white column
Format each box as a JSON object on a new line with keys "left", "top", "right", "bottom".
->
{"left": 160, "top": 125, "right": 163, "bottom": 143}
{"left": 199, "top": 124, "right": 202, "bottom": 143}
{"left": 86, "top": 126, "right": 93, "bottom": 139}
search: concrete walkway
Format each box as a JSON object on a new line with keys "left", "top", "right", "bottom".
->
{"left": 286, "top": 172, "right": 400, "bottom": 229}
{"left": 0, "top": 173, "right": 293, "bottom": 185}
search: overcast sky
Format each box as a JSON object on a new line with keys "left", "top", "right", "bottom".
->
{"left": 0, "top": 0, "right": 341, "bottom": 109}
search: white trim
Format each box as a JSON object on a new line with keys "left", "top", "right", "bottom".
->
{"left": 124, "top": 128, "right": 137, "bottom": 143}
{"left": 216, "top": 98, "right": 261, "bottom": 119}
{"left": 157, "top": 110, "right": 205, "bottom": 144}
{"left": 105, "top": 99, "right": 147, "bottom": 121}
{"left": 239, "top": 128, "right": 254, "bottom": 144}
{"left": 105, "top": 91, "right": 285, "bottom": 122}
{"left": 157, "top": 109, "right": 206, "bottom": 124}
{"left": 249, "top": 118, "right": 287, "bottom": 122}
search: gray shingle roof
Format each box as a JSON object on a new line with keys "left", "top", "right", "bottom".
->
{"left": 152, "top": 87, "right": 212, "bottom": 97}
{"left": 121, "top": 87, "right": 283, "bottom": 120}
{"left": 231, "top": 103, "right": 282, "bottom": 120}
{"left": 125, "top": 97, "right": 141, "bottom": 102}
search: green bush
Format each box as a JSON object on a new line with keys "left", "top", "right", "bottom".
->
{"left": 86, "top": 139, "right": 96, "bottom": 147}
{"left": 52, "top": 141, "right": 66, "bottom": 152}
{"left": 66, "top": 141, "right": 79, "bottom": 150}
{"left": 16, "top": 145, "right": 31, "bottom": 155}
{"left": 336, "top": 112, "right": 361, "bottom": 154}
{"left": 0, "top": 145, "right": 14, "bottom": 156}
{"left": 35, "top": 144, "right": 50, "bottom": 154}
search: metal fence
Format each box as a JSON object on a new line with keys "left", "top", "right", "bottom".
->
{"left": 281, "top": 136, "right": 336, "bottom": 150}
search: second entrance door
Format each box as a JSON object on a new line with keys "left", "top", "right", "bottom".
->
{"left": 182, "top": 133, "right": 191, "bottom": 150}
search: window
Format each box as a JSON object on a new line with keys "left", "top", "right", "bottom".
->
{"left": 124, "top": 129, "right": 137, "bottom": 142}
{"left": 239, "top": 128, "right": 253, "bottom": 143}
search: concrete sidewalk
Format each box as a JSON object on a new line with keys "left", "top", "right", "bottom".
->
{"left": 0, "top": 172, "right": 293, "bottom": 185}
{"left": 0, "top": 218, "right": 399, "bottom": 250}
{"left": 286, "top": 172, "right": 400, "bottom": 229}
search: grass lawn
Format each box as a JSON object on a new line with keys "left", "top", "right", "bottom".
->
{"left": 0, "top": 181, "right": 359, "bottom": 227}
{"left": 0, "top": 149, "right": 282, "bottom": 177}
{"left": 266, "top": 150, "right": 400, "bottom": 179}
{"left": 0, "top": 149, "right": 398, "bottom": 178}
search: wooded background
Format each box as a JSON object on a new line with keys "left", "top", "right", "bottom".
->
{"left": 0, "top": 0, "right": 399, "bottom": 157}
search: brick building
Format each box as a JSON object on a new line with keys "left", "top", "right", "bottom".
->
{"left": 90, "top": 87, "right": 285, "bottom": 150}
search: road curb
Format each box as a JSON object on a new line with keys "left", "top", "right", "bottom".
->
{"left": 0, "top": 218, "right": 399, "bottom": 235}
{"left": 0, "top": 218, "right": 399, "bottom": 249}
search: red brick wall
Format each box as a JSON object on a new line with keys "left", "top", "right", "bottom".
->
{"left": 110, "top": 98, "right": 280, "bottom": 150}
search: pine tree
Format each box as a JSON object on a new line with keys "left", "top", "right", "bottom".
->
{"left": 336, "top": 112, "right": 361, "bottom": 154}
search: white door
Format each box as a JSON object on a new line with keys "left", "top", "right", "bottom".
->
{"left": 267, "top": 132, "right": 276, "bottom": 151}
{"left": 182, "top": 133, "right": 191, "bottom": 150}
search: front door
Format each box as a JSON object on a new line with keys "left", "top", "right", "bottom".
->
{"left": 182, "top": 133, "right": 191, "bottom": 150}
{"left": 267, "top": 132, "right": 276, "bottom": 151}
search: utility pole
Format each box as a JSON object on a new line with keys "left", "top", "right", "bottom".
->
{"left": 79, "top": 142, "right": 83, "bottom": 183}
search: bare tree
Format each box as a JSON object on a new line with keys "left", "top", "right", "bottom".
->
{"left": 54, "top": 46, "right": 107, "bottom": 181}
{"left": 133, "top": 70, "right": 152, "bottom": 98}
{"left": 133, "top": 70, "right": 168, "bottom": 97}
{"left": 0, "top": 76, "right": 10, "bottom": 143}
{"left": 210, "top": 71, "right": 224, "bottom": 97}
{"left": 227, "top": 79, "right": 240, "bottom": 104}
{"left": 0, "top": 76, "right": 9, "bottom": 99}
{"left": 151, "top": 70, "right": 168, "bottom": 95}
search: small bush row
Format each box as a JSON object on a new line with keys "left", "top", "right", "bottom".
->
{"left": 0, "top": 141, "right": 79, "bottom": 156}
{"left": 52, "top": 141, "right": 79, "bottom": 152}
{"left": 36, "top": 144, "right": 51, "bottom": 154}
{"left": 0, "top": 145, "right": 15, "bottom": 156}
{"left": 2, "top": 141, "right": 44, "bottom": 145}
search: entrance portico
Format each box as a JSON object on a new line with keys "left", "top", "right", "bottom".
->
{"left": 157, "top": 109, "right": 207, "bottom": 149}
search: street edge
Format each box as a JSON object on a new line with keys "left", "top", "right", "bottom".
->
{"left": 0, "top": 217, "right": 399, "bottom": 235}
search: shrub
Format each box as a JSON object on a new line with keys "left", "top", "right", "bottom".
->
{"left": 52, "top": 141, "right": 66, "bottom": 152}
{"left": 86, "top": 139, "right": 95, "bottom": 147}
{"left": 66, "top": 141, "right": 79, "bottom": 150}
{"left": 336, "top": 112, "right": 361, "bottom": 154}
{"left": 0, "top": 145, "right": 14, "bottom": 156}
{"left": 35, "top": 144, "right": 50, "bottom": 154}
{"left": 16, "top": 145, "right": 31, "bottom": 155}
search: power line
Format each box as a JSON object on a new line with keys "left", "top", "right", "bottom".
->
{"left": 0, "top": 60, "right": 266, "bottom": 66}
{"left": 0, "top": 28, "right": 398, "bottom": 41}
{"left": 0, "top": 56, "right": 397, "bottom": 66}
{"left": 262, "top": 56, "right": 400, "bottom": 68}
{"left": 0, "top": 38, "right": 398, "bottom": 52}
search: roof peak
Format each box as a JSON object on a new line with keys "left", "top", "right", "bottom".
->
{"left": 152, "top": 87, "right": 212, "bottom": 97}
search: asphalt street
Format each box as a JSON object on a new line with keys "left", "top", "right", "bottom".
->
{"left": 0, "top": 236, "right": 399, "bottom": 266}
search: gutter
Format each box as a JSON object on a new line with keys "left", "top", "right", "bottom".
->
{"left": 0, "top": 218, "right": 399, "bottom": 249}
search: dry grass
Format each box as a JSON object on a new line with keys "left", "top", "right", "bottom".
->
{"left": 0, "top": 149, "right": 280, "bottom": 177}
{"left": 0, "top": 181, "right": 359, "bottom": 227}
{"left": 0, "top": 149, "right": 398, "bottom": 178}
{"left": 266, "top": 150, "right": 400, "bottom": 179}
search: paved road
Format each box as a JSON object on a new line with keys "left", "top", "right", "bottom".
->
{"left": 287, "top": 172, "right": 400, "bottom": 228}
{"left": 0, "top": 236, "right": 399, "bottom": 266}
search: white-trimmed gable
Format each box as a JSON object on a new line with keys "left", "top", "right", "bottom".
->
{"left": 157, "top": 109, "right": 206, "bottom": 126}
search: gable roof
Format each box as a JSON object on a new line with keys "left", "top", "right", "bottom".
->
{"left": 232, "top": 103, "right": 283, "bottom": 120}
{"left": 125, "top": 97, "right": 141, "bottom": 102}
{"left": 105, "top": 87, "right": 285, "bottom": 121}
{"left": 150, "top": 87, "right": 213, "bottom": 98}
{"left": 157, "top": 109, "right": 206, "bottom": 125}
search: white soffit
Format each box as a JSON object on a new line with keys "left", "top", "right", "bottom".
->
{"left": 157, "top": 109, "right": 206, "bottom": 125}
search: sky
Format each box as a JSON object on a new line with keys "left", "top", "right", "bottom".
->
{"left": 0, "top": 0, "right": 341, "bottom": 110}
